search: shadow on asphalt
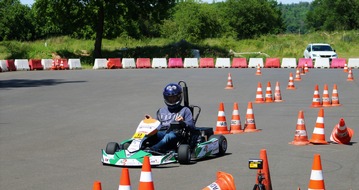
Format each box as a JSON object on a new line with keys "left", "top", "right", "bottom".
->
{"left": 0, "top": 79, "right": 86, "bottom": 89}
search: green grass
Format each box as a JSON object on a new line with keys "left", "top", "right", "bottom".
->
{"left": 1, "top": 30, "right": 358, "bottom": 66}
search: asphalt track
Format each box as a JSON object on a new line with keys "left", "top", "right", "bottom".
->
{"left": 1, "top": 68, "right": 358, "bottom": 190}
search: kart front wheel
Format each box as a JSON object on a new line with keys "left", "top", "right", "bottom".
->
{"left": 178, "top": 144, "right": 191, "bottom": 164}
{"left": 106, "top": 142, "right": 120, "bottom": 154}
{"left": 209, "top": 135, "right": 227, "bottom": 156}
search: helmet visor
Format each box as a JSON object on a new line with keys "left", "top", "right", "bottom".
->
{"left": 164, "top": 94, "right": 181, "bottom": 105}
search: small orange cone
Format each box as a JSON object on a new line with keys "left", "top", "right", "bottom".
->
{"left": 322, "top": 84, "right": 331, "bottom": 107}
{"left": 225, "top": 73, "right": 234, "bottom": 89}
{"left": 93, "top": 181, "right": 102, "bottom": 190}
{"left": 265, "top": 81, "right": 273, "bottom": 103}
{"left": 300, "top": 65, "right": 306, "bottom": 75}
{"left": 331, "top": 84, "right": 341, "bottom": 106}
{"left": 294, "top": 67, "right": 302, "bottom": 81}
{"left": 256, "top": 64, "right": 262, "bottom": 75}
{"left": 230, "top": 102, "right": 243, "bottom": 134}
{"left": 274, "top": 81, "right": 284, "bottom": 102}
{"left": 256, "top": 149, "right": 272, "bottom": 190}
{"left": 289, "top": 110, "right": 310, "bottom": 145}
{"left": 347, "top": 68, "right": 354, "bottom": 81}
{"left": 304, "top": 63, "right": 309, "bottom": 73}
{"left": 330, "top": 118, "right": 354, "bottom": 144}
{"left": 119, "top": 168, "right": 132, "bottom": 190}
{"left": 309, "top": 108, "right": 329, "bottom": 145}
{"left": 138, "top": 156, "right": 154, "bottom": 190}
{"left": 311, "top": 84, "right": 322, "bottom": 108}
{"left": 202, "top": 171, "right": 236, "bottom": 190}
{"left": 214, "top": 102, "right": 230, "bottom": 134}
{"left": 244, "top": 102, "right": 261, "bottom": 132}
{"left": 343, "top": 63, "right": 348, "bottom": 72}
{"left": 255, "top": 82, "right": 265, "bottom": 103}
{"left": 286, "top": 72, "right": 296, "bottom": 90}
{"left": 308, "top": 154, "right": 325, "bottom": 190}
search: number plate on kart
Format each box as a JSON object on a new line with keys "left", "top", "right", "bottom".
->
{"left": 132, "top": 132, "right": 145, "bottom": 139}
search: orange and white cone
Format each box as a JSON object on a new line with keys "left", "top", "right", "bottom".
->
{"left": 294, "top": 68, "right": 302, "bottom": 81}
{"left": 330, "top": 118, "right": 354, "bottom": 144}
{"left": 225, "top": 73, "right": 234, "bottom": 89}
{"left": 256, "top": 64, "right": 262, "bottom": 75}
{"left": 93, "top": 181, "right": 102, "bottom": 190}
{"left": 119, "top": 168, "right": 132, "bottom": 190}
{"left": 214, "top": 102, "right": 230, "bottom": 134}
{"left": 347, "top": 68, "right": 354, "bottom": 81}
{"left": 244, "top": 102, "right": 261, "bottom": 132}
{"left": 255, "top": 82, "right": 265, "bottom": 103}
{"left": 309, "top": 108, "right": 329, "bottom": 145}
{"left": 311, "top": 84, "right": 322, "bottom": 108}
{"left": 138, "top": 156, "right": 154, "bottom": 190}
{"left": 322, "top": 84, "right": 331, "bottom": 107}
{"left": 256, "top": 149, "right": 272, "bottom": 190}
{"left": 286, "top": 72, "right": 296, "bottom": 90}
{"left": 331, "top": 84, "right": 341, "bottom": 106}
{"left": 265, "top": 81, "right": 273, "bottom": 103}
{"left": 343, "top": 63, "right": 348, "bottom": 72}
{"left": 230, "top": 102, "right": 243, "bottom": 134}
{"left": 202, "top": 171, "right": 236, "bottom": 190}
{"left": 308, "top": 154, "right": 325, "bottom": 190}
{"left": 300, "top": 65, "right": 306, "bottom": 75}
{"left": 289, "top": 110, "right": 310, "bottom": 145}
{"left": 304, "top": 63, "right": 309, "bottom": 73}
{"left": 274, "top": 81, "right": 284, "bottom": 102}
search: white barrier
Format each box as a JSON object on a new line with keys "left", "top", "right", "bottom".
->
{"left": 93, "top": 58, "right": 107, "bottom": 69}
{"left": 348, "top": 58, "right": 359, "bottom": 68}
{"left": 184, "top": 58, "right": 199, "bottom": 68}
{"left": 14, "top": 59, "right": 30, "bottom": 70}
{"left": 122, "top": 58, "right": 136, "bottom": 69}
{"left": 68, "top": 59, "right": 82, "bottom": 69}
{"left": 314, "top": 58, "right": 330, "bottom": 68}
{"left": 152, "top": 58, "right": 167, "bottom": 68}
{"left": 215, "top": 58, "right": 231, "bottom": 68}
{"left": 41, "top": 59, "right": 53, "bottom": 70}
{"left": 281, "top": 58, "right": 297, "bottom": 68}
{"left": 0, "top": 60, "right": 9, "bottom": 71}
{"left": 248, "top": 58, "right": 264, "bottom": 68}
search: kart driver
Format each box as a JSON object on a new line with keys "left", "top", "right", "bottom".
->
{"left": 145, "top": 83, "right": 195, "bottom": 152}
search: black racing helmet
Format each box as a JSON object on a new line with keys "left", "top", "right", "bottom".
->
{"left": 163, "top": 83, "right": 183, "bottom": 109}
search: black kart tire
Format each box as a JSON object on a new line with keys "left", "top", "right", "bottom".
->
{"left": 178, "top": 144, "right": 191, "bottom": 164}
{"left": 106, "top": 142, "right": 120, "bottom": 154}
{"left": 209, "top": 135, "right": 227, "bottom": 156}
{"left": 120, "top": 142, "right": 130, "bottom": 150}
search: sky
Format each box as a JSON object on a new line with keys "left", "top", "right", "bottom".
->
{"left": 20, "top": 0, "right": 313, "bottom": 6}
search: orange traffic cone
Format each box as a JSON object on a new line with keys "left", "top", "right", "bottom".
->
{"left": 309, "top": 108, "right": 329, "bottom": 145}
{"left": 308, "top": 154, "right": 325, "bottom": 190}
{"left": 256, "top": 149, "right": 272, "bottom": 190}
{"left": 304, "top": 63, "right": 309, "bottom": 73}
{"left": 274, "top": 81, "right": 284, "bottom": 102}
{"left": 311, "top": 84, "right": 322, "bottom": 108}
{"left": 289, "top": 110, "right": 310, "bottom": 145}
{"left": 138, "top": 156, "right": 154, "bottom": 190}
{"left": 202, "top": 171, "right": 236, "bottom": 190}
{"left": 265, "top": 81, "right": 273, "bottom": 103}
{"left": 230, "top": 102, "right": 243, "bottom": 134}
{"left": 244, "top": 102, "right": 261, "bottom": 132}
{"left": 255, "top": 82, "right": 265, "bottom": 103}
{"left": 300, "top": 65, "right": 306, "bottom": 75}
{"left": 119, "top": 168, "right": 132, "bottom": 190}
{"left": 347, "top": 68, "right": 354, "bottom": 81}
{"left": 286, "top": 72, "right": 296, "bottom": 90}
{"left": 330, "top": 118, "right": 354, "bottom": 144}
{"left": 93, "top": 181, "right": 102, "bottom": 190}
{"left": 322, "top": 84, "right": 331, "bottom": 107}
{"left": 294, "top": 68, "right": 302, "bottom": 81}
{"left": 214, "top": 102, "right": 230, "bottom": 134}
{"left": 343, "top": 63, "right": 348, "bottom": 72}
{"left": 256, "top": 64, "right": 262, "bottom": 75}
{"left": 225, "top": 73, "right": 234, "bottom": 89}
{"left": 331, "top": 84, "right": 341, "bottom": 106}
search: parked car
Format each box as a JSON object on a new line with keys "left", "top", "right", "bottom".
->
{"left": 303, "top": 43, "right": 338, "bottom": 61}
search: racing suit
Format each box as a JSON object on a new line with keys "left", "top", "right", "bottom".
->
{"left": 151, "top": 105, "right": 194, "bottom": 152}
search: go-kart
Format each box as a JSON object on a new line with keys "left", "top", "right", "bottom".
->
{"left": 101, "top": 81, "right": 227, "bottom": 166}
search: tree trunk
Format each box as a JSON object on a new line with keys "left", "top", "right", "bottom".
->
{"left": 93, "top": 1, "right": 105, "bottom": 59}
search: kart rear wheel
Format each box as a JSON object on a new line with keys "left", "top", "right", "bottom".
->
{"left": 106, "top": 142, "right": 120, "bottom": 154}
{"left": 178, "top": 144, "right": 191, "bottom": 164}
{"left": 209, "top": 135, "right": 227, "bottom": 156}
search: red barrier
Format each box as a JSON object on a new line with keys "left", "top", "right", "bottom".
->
{"left": 330, "top": 58, "right": 346, "bottom": 68}
{"left": 136, "top": 58, "right": 151, "bottom": 68}
{"left": 265, "top": 58, "right": 280, "bottom": 68}
{"left": 6, "top": 60, "right": 16, "bottom": 71}
{"left": 231, "top": 58, "right": 247, "bottom": 68}
{"left": 199, "top": 58, "right": 215, "bottom": 68}
{"left": 298, "top": 58, "right": 313, "bottom": 68}
{"left": 107, "top": 58, "right": 122, "bottom": 69}
{"left": 168, "top": 58, "right": 183, "bottom": 68}
{"left": 29, "top": 59, "right": 43, "bottom": 70}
